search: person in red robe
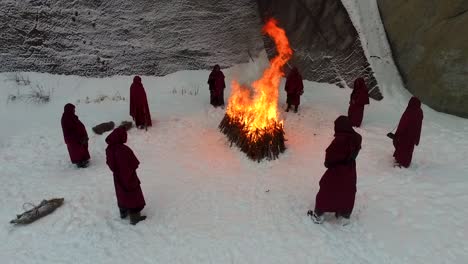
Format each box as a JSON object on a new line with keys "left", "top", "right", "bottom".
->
{"left": 309, "top": 116, "right": 362, "bottom": 224}
{"left": 392, "top": 97, "right": 423, "bottom": 168}
{"left": 207, "top": 64, "right": 226, "bottom": 107}
{"left": 348, "top": 77, "right": 370, "bottom": 127}
{"left": 130, "top": 76, "right": 152, "bottom": 129}
{"left": 284, "top": 67, "right": 304, "bottom": 113}
{"left": 105, "top": 127, "right": 147, "bottom": 225}
{"left": 61, "top": 103, "right": 90, "bottom": 168}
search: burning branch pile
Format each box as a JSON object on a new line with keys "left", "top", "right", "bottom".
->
{"left": 219, "top": 18, "right": 293, "bottom": 162}
{"left": 219, "top": 114, "right": 286, "bottom": 162}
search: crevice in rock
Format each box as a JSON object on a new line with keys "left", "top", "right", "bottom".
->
{"left": 257, "top": 0, "right": 382, "bottom": 100}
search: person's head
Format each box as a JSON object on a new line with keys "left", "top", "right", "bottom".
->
{"left": 353, "top": 77, "right": 366, "bottom": 90}
{"left": 288, "top": 66, "right": 298, "bottom": 75}
{"left": 133, "top": 76, "right": 142, "bottom": 84}
{"left": 213, "top": 64, "right": 220, "bottom": 72}
{"left": 106, "top": 126, "right": 128, "bottom": 145}
{"left": 408, "top": 96, "right": 421, "bottom": 109}
{"left": 334, "top": 115, "right": 354, "bottom": 134}
{"left": 64, "top": 103, "right": 75, "bottom": 114}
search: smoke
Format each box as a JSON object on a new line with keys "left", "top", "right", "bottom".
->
{"left": 227, "top": 50, "right": 270, "bottom": 89}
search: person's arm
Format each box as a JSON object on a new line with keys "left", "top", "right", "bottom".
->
{"left": 414, "top": 114, "right": 423, "bottom": 146}
{"left": 324, "top": 139, "right": 348, "bottom": 168}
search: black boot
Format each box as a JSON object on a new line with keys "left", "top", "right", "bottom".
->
{"left": 339, "top": 212, "right": 351, "bottom": 226}
{"left": 129, "top": 212, "right": 147, "bottom": 225}
{"left": 341, "top": 213, "right": 351, "bottom": 219}
{"left": 285, "top": 104, "right": 291, "bottom": 112}
{"left": 119, "top": 208, "right": 128, "bottom": 219}
{"left": 294, "top": 105, "right": 298, "bottom": 113}
{"left": 307, "top": 210, "right": 324, "bottom": 224}
{"left": 335, "top": 212, "right": 351, "bottom": 219}
{"left": 76, "top": 160, "right": 89, "bottom": 168}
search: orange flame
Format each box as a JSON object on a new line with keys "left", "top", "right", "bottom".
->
{"left": 226, "top": 18, "right": 292, "bottom": 139}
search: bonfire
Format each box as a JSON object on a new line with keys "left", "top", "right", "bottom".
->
{"left": 219, "top": 18, "right": 293, "bottom": 162}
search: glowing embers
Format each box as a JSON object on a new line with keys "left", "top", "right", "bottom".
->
{"left": 219, "top": 18, "right": 292, "bottom": 162}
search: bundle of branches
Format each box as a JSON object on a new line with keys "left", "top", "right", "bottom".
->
{"left": 119, "top": 120, "right": 133, "bottom": 131}
{"left": 219, "top": 114, "right": 286, "bottom": 162}
{"left": 92, "top": 121, "right": 115, "bottom": 135}
{"left": 10, "top": 198, "right": 64, "bottom": 225}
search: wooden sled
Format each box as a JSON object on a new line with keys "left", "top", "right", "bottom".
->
{"left": 10, "top": 198, "right": 64, "bottom": 225}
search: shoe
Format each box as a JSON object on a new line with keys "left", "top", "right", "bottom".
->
{"left": 307, "top": 210, "right": 324, "bottom": 224}
{"left": 129, "top": 212, "right": 147, "bottom": 225}
{"left": 285, "top": 108, "right": 289, "bottom": 112}
{"left": 294, "top": 109, "right": 298, "bottom": 113}
{"left": 119, "top": 209, "right": 128, "bottom": 219}
{"left": 76, "top": 160, "right": 89, "bottom": 168}
{"left": 339, "top": 217, "right": 351, "bottom": 226}
{"left": 338, "top": 216, "right": 351, "bottom": 226}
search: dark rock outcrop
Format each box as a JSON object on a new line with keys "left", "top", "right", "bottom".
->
{"left": 257, "top": 0, "right": 382, "bottom": 100}
{"left": 378, "top": 0, "right": 468, "bottom": 118}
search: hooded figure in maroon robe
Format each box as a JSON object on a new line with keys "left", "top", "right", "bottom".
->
{"left": 348, "top": 77, "right": 370, "bottom": 127}
{"left": 61, "top": 103, "right": 90, "bottom": 168}
{"left": 207, "top": 64, "right": 226, "bottom": 107}
{"left": 310, "top": 116, "right": 362, "bottom": 224}
{"left": 284, "top": 67, "right": 304, "bottom": 113}
{"left": 106, "top": 127, "right": 147, "bottom": 225}
{"left": 130, "top": 76, "right": 152, "bottom": 129}
{"left": 393, "top": 97, "right": 423, "bottom": 168}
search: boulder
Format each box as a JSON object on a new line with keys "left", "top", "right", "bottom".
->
{"left": 378, "top": 0, "right": 468, "bottom": 117}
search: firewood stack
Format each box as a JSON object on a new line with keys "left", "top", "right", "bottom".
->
{"left": 219, "top": 113, "right": 286, "bottom": 162}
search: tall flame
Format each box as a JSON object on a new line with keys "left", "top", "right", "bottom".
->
{"left": 226, "top": 18, "right": 293, "bottom": 140}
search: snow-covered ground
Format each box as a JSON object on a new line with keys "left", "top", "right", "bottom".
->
{"left": 1, "top": 1, "right": 468, "bottom": 263}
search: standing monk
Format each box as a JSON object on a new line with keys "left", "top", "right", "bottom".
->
{"left": 309, "top": 116, "right": 362, "bottom": 225}
{"left": 130, "top": 76, "right": 152, "bottom": 129}
{"left": 61, "top": 103, "right": 90, "bottom": 168}
{"left": 392, "top": 97, "right": 423, "bottom": 168}
{"left": 348, "top": 77, "right": 370, "bottom": 127}
{"left": 284, "top": 67, "right": 304, "bottom": 113}
{"left": 105, "top": 127, "right": 147, "bottom": 225}
{"left": 207, "top": 64, "right": 226, "bottom": 107}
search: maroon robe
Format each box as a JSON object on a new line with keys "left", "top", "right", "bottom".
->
{"left": 61, "top": 103, "right": 90, "bottom": 164}
{"left": 348, "top": 77, "right": 370, "bottom": 127}
{"left": 130, "top": 76, "right": 152, "bottom": 128}
{"left": 315, "top": 116, "right": 362, "bottom": 216}
{"left": 393, "top": 97, "right": 423, "bottom": 168}
{"left": 208, "top": 65, "right": 226, "bottom": 107}
{"left": 106, "top": 127, "right": 146, "bottom": 210}
{"left": 284, "top": 67, "right": 304, "bottom": 106}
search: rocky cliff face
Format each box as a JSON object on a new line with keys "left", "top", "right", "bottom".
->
{"left": 257, "top": 0, "right": 382, "bottom": 100}
{"left": 0, "top": 0, "right": 264, "bottom": 76}
{"left": 1, "top": 0, "right": 381, "bottom": 100}
{"left": 378, "top": 0, "right": 468, "bottom": 117}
